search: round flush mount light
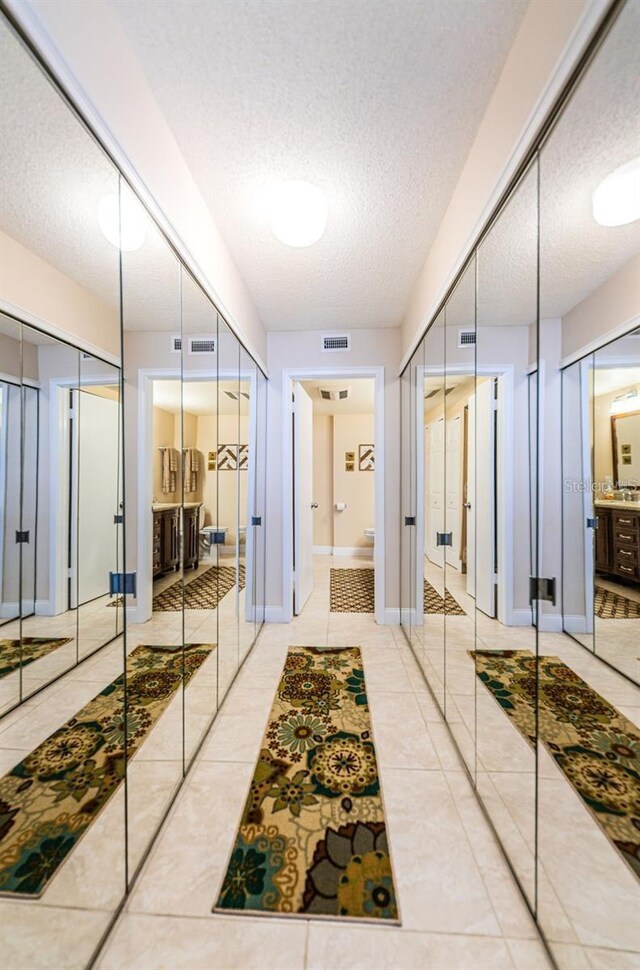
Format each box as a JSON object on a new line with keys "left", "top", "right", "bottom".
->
{"left": 98, "top": 192, "right": 146, "bottom": 251}
{"left": 266, "top": 180, "right": 328, "bottom": 247}
{"left": 592, "top": 157, "right": 640, "bottom": 227}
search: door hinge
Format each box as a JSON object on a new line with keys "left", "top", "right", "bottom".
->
{"left": 404, "top": 516, "right": 416, "bottom": 526}
{"left": 529, "top": 576, "right": 556, "bottom": 606}
{"left": 586, "top": 517, "right": 598, "bottom": 530}
{"left": 436, "top": 532, "right": 453, "bottom": 547}
{"left": 15, "top": 530, "right": 29, "bottom": 543}
{"left": 109, "top": 571, "right": 137, "bottom": 597}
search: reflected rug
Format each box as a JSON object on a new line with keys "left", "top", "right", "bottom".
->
{"left": 214, "top": 645, "right": 399, "bottom": 922}
{"left": 0, "top": 642, "right": 215, "bottom": 897}
{"left": 330, "top": 568, "right": 375, "bottom": 613}
{"left": 595, "top": 585, "right": 640, "bottom": 619}
{"left": 472, "top": 649, "right": 640, "bottom": 880}
{"left": 108, "top": 564, "right": 245, "bottom": 611}
{"left": 424, "top": 581, "right": 466, "bottom": 616}
{"left": 0, "top": 637, "right": 73, "bottom": 680}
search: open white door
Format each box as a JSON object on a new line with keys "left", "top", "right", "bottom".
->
{"left": 467, "top": 381, "right": 495, "bottom": 616}
{"left": 425, "top": 418, "right": 445, "bottom": 566}
{"left": 293, "top": 381, "right": 314, "bottom": 615}
{"left": 71, "top": 390, "right": 120, "bottom": 607}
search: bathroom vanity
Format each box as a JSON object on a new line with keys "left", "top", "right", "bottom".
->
{"left": 594, "top": 501, "right": 640, "bottom": 583}
{"left": 152, "top": 503, "right": 202, "bottom": 576}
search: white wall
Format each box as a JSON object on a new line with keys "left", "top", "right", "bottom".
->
{"left": 562, "top": 254, "right": 640, "bottom": 362}
{"left": 266, "top": 328, "right": 400, "bottom": 618}
{"left": 400, "top": 0, "right": 605, "bottom": 365}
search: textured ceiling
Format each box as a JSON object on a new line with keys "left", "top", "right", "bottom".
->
{"left": 109, "top": 0, "right": 528, "bottom": 331}
{"left": 301, "top": 378, "right": 375, "bottom": 415}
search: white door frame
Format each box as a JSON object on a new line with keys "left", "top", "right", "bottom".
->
{"left": 416, "top": 363, "right": 516, "bottom": 627}
{"left": 282, "top": 367, "right": 386, "bottom": 625}
{"left": 51, "top": 372, "right": 120, "bottom": 617}
{"left": 135, "top": 367, "right": 257, "bottom": 624}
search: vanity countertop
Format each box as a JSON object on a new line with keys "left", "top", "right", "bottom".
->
{"left": 594, "top": 500, "right": 640, "bottom": 512}
{"left": 152, "top": 502, "right": 202, "bottom": 512}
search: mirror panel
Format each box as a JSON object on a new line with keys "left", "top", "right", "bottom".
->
{"left": 422, "top": 311, "right": 446, "bottom": 710}
{"left": 475, "top": 161, "right": 539, "bottom": 910}
{"left": 180, "top": 266, "right": 219, "bottom": 765}
{"left": 0, "top": 316, "right": 23, "bottom": 715}
{"left": 239, "top": 344, "right": 256, "bottom": 663}
{"left": 539, "top": 3, "right": 640, "bottom": 961}
{"left": 215, "top": 319, "right": 241, "bottom": 701}
{"left": 120, "top": 179, "right": 186, "bottom": 884}
{"left": 443, "top": 258, "right": 477, "bottom": 775}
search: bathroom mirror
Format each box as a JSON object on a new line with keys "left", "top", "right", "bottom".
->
{"left": 612, "top": 409, "right": 640, "bottom": 487}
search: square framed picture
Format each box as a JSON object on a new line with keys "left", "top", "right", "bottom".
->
{"left": 345, "top": 461, "right": 355, "bottom": 472}
{"left": 359, "top": 444, "right": 374, "bottom": 471}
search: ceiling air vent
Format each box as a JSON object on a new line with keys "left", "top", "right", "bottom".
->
{"left": 321, "top": 334, "right": 350, "bottom": 353}
{"left": 188, "top": 336, "right": 216, "bottom": 355}
{"left": 223, "top": 390, "right": 251, "bottom": 402}
{"left": 458, "top": 329, "right": 476, "bottom": 348}
{"left": 319, "top": 387, "right": 350, "bottom": 401}
{"left": 170, "top": 335, "right": 182, "bottom": 354}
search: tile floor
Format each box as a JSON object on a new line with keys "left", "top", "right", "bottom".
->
{"left": 94, "top": 555, "right": 551, "bottom": 970}
{"left": 1, "top": 554, "right": 637, "bottom": 968}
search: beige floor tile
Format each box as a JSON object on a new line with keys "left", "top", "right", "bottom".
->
{"left": 96, "top": 912, "right": 307, "bottom": 970}
{"left": 307, "top": 924, "right": 514, "bottom": 970}
{"left": 0, "top": 902, "right": 113, "bottom": 970}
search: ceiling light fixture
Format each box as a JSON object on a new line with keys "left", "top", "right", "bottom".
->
{"left": 267, "top": 180, "right": 328, "bottom": 247}
{"left": 592, "top": 157, "right": 640, "bottom": 227}
{"left": 98, "top": 193, "right": 146, "bottom": 251}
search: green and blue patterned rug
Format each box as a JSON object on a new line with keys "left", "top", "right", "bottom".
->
{"left": 472, "top": 649, "right": 640, "bottom": 880}
{"left": 0, "top": 642, "right": 214, "bottom": 896}
{"left": 214, "top": 645, "right": 399, "bottom": 922}
{"left": 0, "top": 637, "right": 73, "bottom": 680}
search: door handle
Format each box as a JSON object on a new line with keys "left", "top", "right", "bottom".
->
{"left": 311, "top": 502, "right": 319, "bottom": 509}
{"left": 463, "top": 502, "right": 472, "bottom": 510}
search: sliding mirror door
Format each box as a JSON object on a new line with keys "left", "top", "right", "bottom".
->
{"left": 475, "top": 161, "right": 539, "bottom": 911}
{"left": 443, "top": 259, "right": 477, "bottom": 774}
{"left": 120, "top": 180, "right": 186, "bottom": 886}
{"left": 181, "top": 266, "right": 219, "bottom": 764}
{"left": 239, "top": 345, "right": 256, "bottom": 663}
{"left": 592, "top": 331, "right": 640, "bottom": 681}
{"left": 539, "top": 2, "right": 640, "bottom": 961}
{"left": 422, "top": 313, "right": 446, "bottom": 710}
{"left": 76, "top": 352, "right": 123, "bottom": 661}
{"left": 0, "top": 316, "right": 23, "bottom": 714}
{"left": 215, "top": 318, "right": 241, "bottom": 701}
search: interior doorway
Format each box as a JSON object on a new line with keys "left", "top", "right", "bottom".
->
{"left": 284, "top": 367, "right": 385, "bottom": 623}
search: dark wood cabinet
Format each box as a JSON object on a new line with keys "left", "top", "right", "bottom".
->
{"left": 153, "top": 505, "right": 201, "bottom": 577}
{"left": 182, "top": 506, "right": 200, "bottom": 571}
{"left": 595, "top": 506, "right": 640, "bottom": 583}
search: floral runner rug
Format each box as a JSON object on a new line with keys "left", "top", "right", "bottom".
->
{"left": 0, "top": 637, "right": 73, "bottom": 680}
{"left": 0, "top": 642, "right": 215, "bottom": 897}
{"left": 214, "top": 645, "right": 399, "bottom": 923}
{"left": 472, "top": 649, "right": 640, "bottom": 880}
{"left": 109, "top": 564, "right": 245, "bottom": 611}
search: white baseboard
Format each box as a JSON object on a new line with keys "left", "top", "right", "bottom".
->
{"left": 313, "top": 546, "right": 333, "bottom": 555}
{"left": 0, "top": 602, "right": 19, "bottom": 619}
{"left": 505, "top": 609, "right": 535, "bottom": 627}
{"left": 35, "top": 599, "right": 53, "bottom": 616}
{"left": 563, "top": 615, "right": 593, "bottom": 635}
{"left": 537, "top": 612, "right": 564, "bottom": 633}
{"left": 382, "top": 608, "right": 401, "bottom": 625}
{"left": 264, "top": 606, "right": 290, "bottom": 623}
{"left": 331, "top": 546, "right": 374, "bottom": 558}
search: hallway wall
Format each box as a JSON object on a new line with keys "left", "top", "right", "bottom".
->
{"left": 266, "top": 327, "right": 400, "bottom": 620}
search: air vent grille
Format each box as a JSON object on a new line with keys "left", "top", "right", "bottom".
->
{"left": 458, "top": 329, "right": 476, "bottom": 348}
{"left": 170, "top": 335, "right": 182, "bottom": 353}
{"left": 322, "top": 334, "right": 350, "bottom": 352}
{"left": 188, "top": 337, "right": 216, "bottom": 355}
